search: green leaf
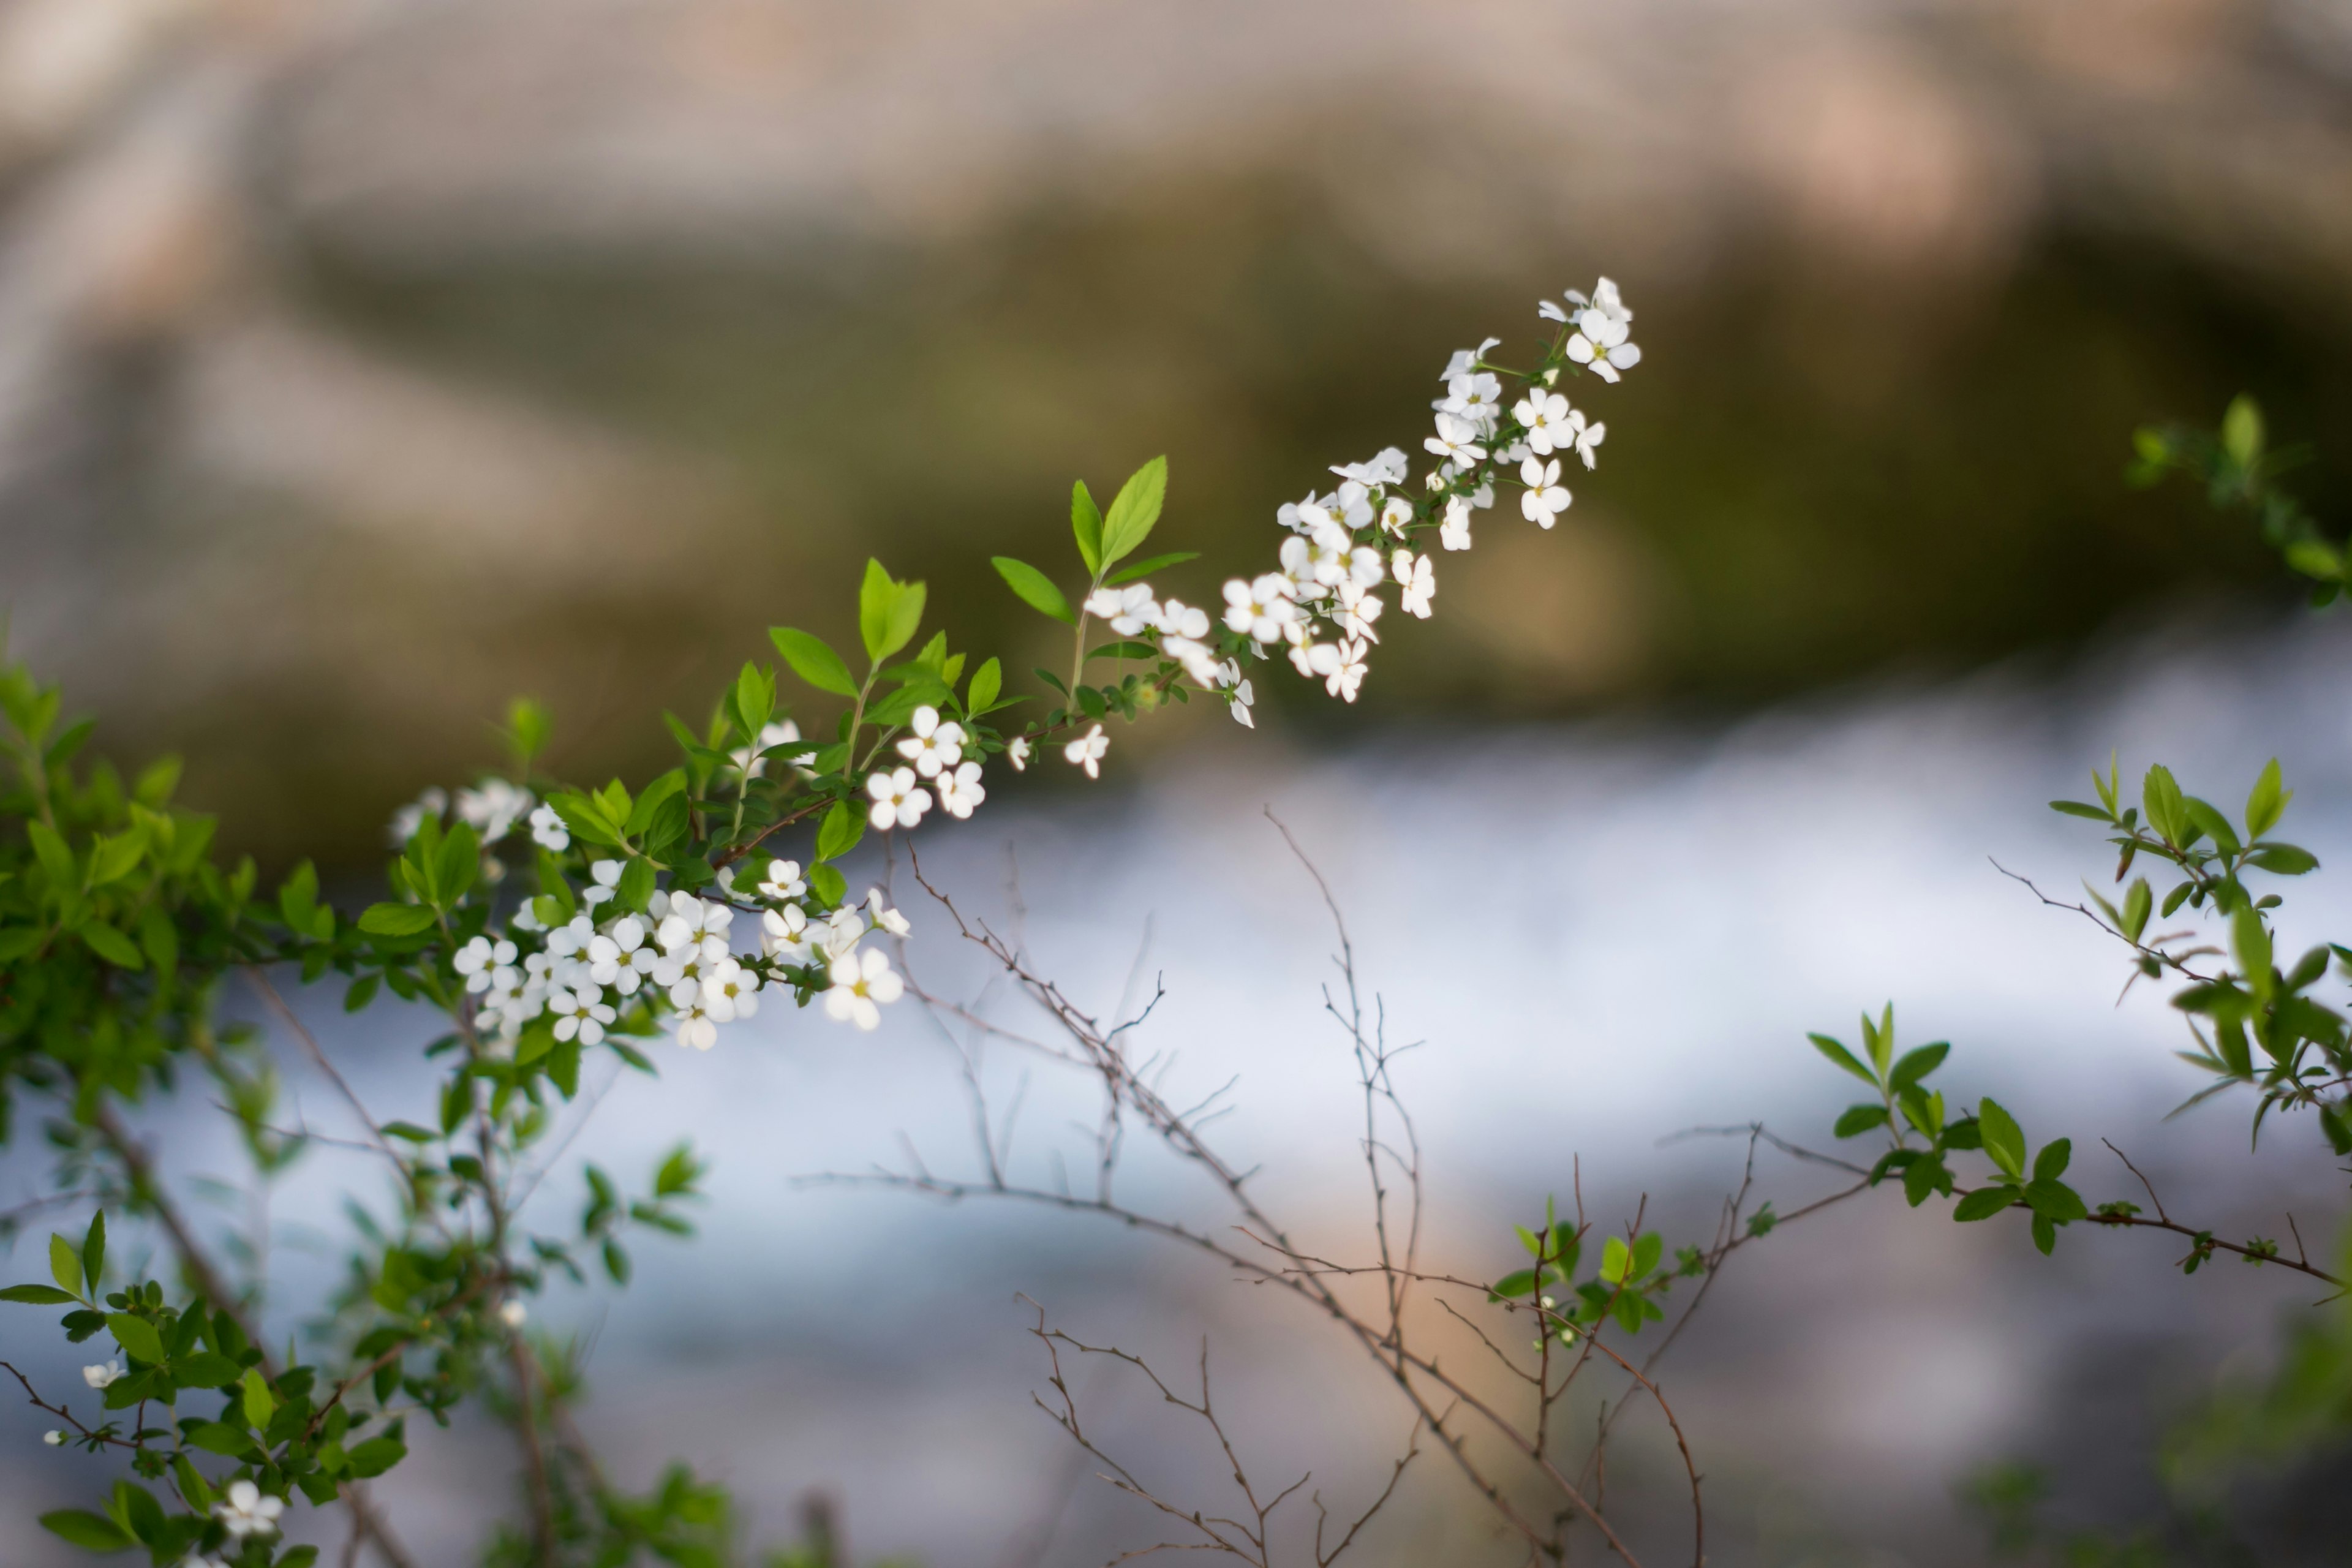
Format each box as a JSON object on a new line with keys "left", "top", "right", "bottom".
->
{"left": 51, "top": 1232, "right": 82, "bottom": 1297}
{"left": 769, "top": 627, "right": 859, "bottom": 698}
{"left": 241, "top": 1366, "right": 277, "bottom": 1428}
{"left": 345, "top": 1436, "right": 407, "bottom": 1479}
{"left": 83, "top": 1212, "right": 104, "bottom": 1295}
{"left": 2033, "top": 1138, "right": 2072, "bottom": 1182}
{"left": 1599, "top": 1234, "right": 1630, "bottom": 1284}
{"left": 184, "top": 1421, "right": 259, "bottom": 1457}
{"left": 78, "top": 921, "right": 145, "bottom": 970}
{"left": 807, "top": 864, "right": 846, "bottom": 907}
{"left": 2143, "top": 764, "right": 2187, "bottom": 846}
{"left": 2232, "top": 905, "right": 2273, "bottom": 996}
{"left": 27, "top": 820, "right": 74, "bottom": 888}
{"left": 1833, "top": 1104, "right": 1890, "bottom": 1139}
{"left": 107, "top": 1313, "right": 164, "bottom": 1365}
{"left": 1108, "top": 550, "right": 1200, "bottom": 586}
{"left": 358, "top": 903, "right": 437, "bottom": 938}
{"left": 1070, "top": 481, "right": 1104, "bottom": 576}
{"left": 2245, "top": 758, "right": 2288, "bottom": 840}
{"left": 859, "top": 559, "right": 927, "bottom": 665}
{"left": 2248, "top": 843, "right": 2319, "bottom": 875}
{"left": 2023, "top": 1178, "right": 2089, "bottom": 1224}
{"left": 1, "top": 1283, "right": 78, "bottom": 1304}
{"left": 1488, "top": 1268, "right": 1540, "bottom": 1300}
{"left": 1809, "top": 1033, "right": 1876, "bottom": 1087}
{"left": 40, "top": 1510, "right": 132, "bottom": 1551}
{"left": 816, "top": 801, "right": 865, "bottom": 860}
{"left": 1888, "top": 1042, "right": 1950, "bottom": 1093}
{"left": 88, "top": 830, "right": 146, "bottom": 887}
{"left": 967, "top": 657, "right": 1003, "bottom": 715}
{"left": 2182, "top": 797, "right": 2240, "bottom": 856}
{"left": 170, "top": 1352, "right": 241, "bottom": 1388}
{"left": 1098, "top": 456, "right": 1169, "bottom": 570}
{"left": 2221, "top": 394, "right": 2264, "bottom": 467}
{"left": 624, "top": 771, "right": 688, "bottom": 838}
{"left": 2048, "top": 800, "right": 2112, "bottom": 821}
{"left": 991, "top": 557, "right": 1076, "bottom": 625}
{"left": 1977, "top": 1099, "right": 2026, "bottom": 1180}
{"left": 1952, "top": 1186, "right": 2016, "bottom": 1222}
{"left": 2120, "top": 878, "right": 2152, "bottom": 944}
{"left": 1630, "top": 1232, "right": 1662, "bottom": 1280}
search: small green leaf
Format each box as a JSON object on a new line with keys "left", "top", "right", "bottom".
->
{"left": 2245, "top": 758, "right": 2288, "bottom": 840}
{"left": 358, "top": 903, "right": 437, "bottom": 937}
{"left": 83, "top": 1212, "right": 104, "bottom": 1294}
{"left": 816, "top": 801, "right": 865, "bottom": 860}
{"left": 51, "top": 1232, "right": 82, "bottom": 1297}
{"left": 1489, "top": 1268, "right": 1540, "bottom": 1300}
{"left": 241, "top": 1366, "right": 277, "bottom": 1428}
{"left": 1833, "top": 1104, "right": 1890, "bottom": 1139}
{"left": 2233, "top": 905, "right": 2273, "bottom": 996}
{"left": 1599, "top": 1234, "right": 1630, "bottom": 1284}
{"left": 2120, "top": 879, "right": 2152, "bottom": 944}
{"left": 40, "top": 1510, "right": 132, "bottom": 1551}
{"left": 0, "top": 1283, "right": 78, "bottom": 1304}
{"left": 2220, "top": 394, "right": 2263, "bottom": 467}
{"left": 1098, "top": 456, "right": 1169, "bottom": 570}
{"left": 1952, "top": 1186, "right": 2016, "bottom": 1222}
{"left": 1809, "top": 1033, "right": 1877, "bottom": 1087}
{"left": 2248, "top": 843, "right": 2318, "bottom": 875}
{"left": 967, "top": 657, "right": 1003, "bottom": 715}
{"left": 1888, "top": 1042, "right": 1950, "bottom": 1093}
{"left": 992, "top": 557, "right": 1076, "bottom": 625}
{"left": 27, "top": 820, "right": 75, "bottom": 888}
{"left": 1070, "top": 481, "right": 1104, "bottom": 576}
{"left": 2032, "top": 1137, "right": 2072, "bottom": 1182}
{"left": 1977, "top": 1099, "right": 2026, "bottom": 1180}
{"left": 78, "top": 921, "right": 145, "bottom": 970}
{"left": 1108, "top": 550, "right": 1200, "bottom": 586}
{"left": 185, "top": 1422, "right": 259, "bottom": 1458}
{"left": 769, "top": 628, "right": 859, "bottom": 698}
{"left": 2048, "top": 799, "right": 2111, "bottom": 821}
{"left": 859, "top": 559, "right": 927, "bottom": 665}
{"left": 107, "top": 1313, "right": 164, "bottom": 1365}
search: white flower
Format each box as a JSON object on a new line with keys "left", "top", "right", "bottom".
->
{"left": 1223, "top": 575, "right": 1298, "bottom": 642}
{"left": 824, "top": 947, "right": 903, "bottom": 1031}
{"left": 527, "top": 804, "right": 570, "bottom": 852}
{"left": 581, "top": 858, "right": 624, "bottom": 909}
{"left": 655, "top": 932, "right": 726, "bottom": 1001}
{"left": 866, "top": 766, "right": 932, "bottom": 830}
{"left": 1520, "top": 456, "right": 1570, "bottom": 527}
{"left": 1229, "top": 678, "right": 1256, "bottom": 728}
{"left": 1330, "top": 447, "right": 1410, "bottom": 486}
{"left": 894, "top": 707, "right": 966, "bottom": 777}
{"left": 1064, "top": 725, "right": 1109, "bottom": 779}
{"left": 1163, "top": 635, "right": 1223, "bottom": 686}
{"left": 673, "top": 998, "right": 719, "bottom": 1050}
{"left": 865, "top": 888, "right": 911, "bottom": 937}
{"left": 546, "top": 914, "right": 596, "bottom": 959}
{"left": 1573, "top": 417, "right": 1605, "bottom": 470}
{"left": 1393, "top": 550, "right": 1434, "bottom": 617}
{"left": 1424, "top": 411, "right": 1487, "bottom": 465}
{"left": 214, "top": 1480, "right": 284, "bottom": 1540}
{"left": 43, "top": 1429, "right": 65, "bottom": 1445}
{"left": 388, "top": 788, "right": 447, "bottom": 848}
{"left": 762, "top": 903, "right": 813, "bottom": 963}
{"left": 1514, "top": 391, "right": 1573, "bottom": 454}
{"left": 456, "top": 778, "right": 533, "bottom": 843}
{"left": 731, "top": 718, "right": 802, "bottom": 778}
{"left": 1085, "top": 583, "right": 1161, "bottom": 637}
{"left": 499, "top": 1299, "right": 528, "bottom": 1328}
{"left": 1007, "top": 736, "right": 1031, "bottom": 772}
{"left": 1567, "top": 309, "right": 1640, "bottom": 383}
{"left": 1308, "top": 638, "right": 1370, "bottom": 702}
{"left": 1438, "top": 371, "right": 1503, "bottom": 430}
{"left": 83, "top": 1359, "right": 123, "bottom": 1389}
{"left": 656, "top": 895, "right": 732, "bottom": 954}
{"left": 935, "top": 760, "right": 986, "bottom": 820}
{"left": 820, "top": 906, "right": 866, "bottom": 959}
{"left": 1440, "top": 337, "right": 1502, "bottom": 382}
{"left": 454, "top": 935, "right": 517, "bottom": 993}
{"left": 756, "top": 859, "right": 806, "bottom": 902}
{"left": 1378, "top": 495, "right": 1414, "bottom": 537}
{"left": 1439, "top": 495, "right": 1474, "bottom": 551}
{"left": 1154, "top": 598, "right": 1211, "bottom": 640}
{"left": 549, "top": 987, "right": 614, "bottom": 1047}
{"left": 702, "top": 957, "right": 760, "bottom": 1022}
{"left": 587, "top": 918, "right": 655, "bottom": 994}
{"left": 1334, "top": 580, "right": 1384, "bottom": 642}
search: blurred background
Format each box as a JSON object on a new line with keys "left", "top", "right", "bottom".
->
{"left": 7, "top": 0, "right": 2352, "bottom": 1562}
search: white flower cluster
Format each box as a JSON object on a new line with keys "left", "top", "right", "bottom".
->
{"left": 1052, "top": 278, "right": 1637, "bottom": 733}
{"left": 865, "top": 706, "right": 988, "bottom": 829}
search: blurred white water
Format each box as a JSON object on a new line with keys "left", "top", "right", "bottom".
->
{"left": 9, "top": 607, "right": 2352, "bottom": 1564}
